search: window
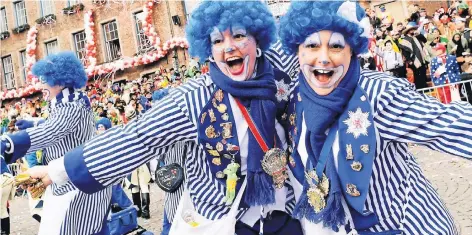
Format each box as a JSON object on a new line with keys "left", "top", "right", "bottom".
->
{"left": 45, "top": 40, "right": 58, "bottom": 55}
{"left": 134, "top": 11, "right": 153, "bottom": 54}
{"left": 2, "top": 56, "right": 15, "bottom": 89}
{"left": 0, "top": 8, "right": 7, "bottom": 32}
{"left": 142, "top": 72, "right": 158, "bottom": 81}
{"left": 68, "top": 0, "right": 81, "bottom": 7}
{"left": 19, "top": 50, "right": 27, "bottom": 81}
{"left": 102, "top": 20, "right": 121, "bottom": 62}
{"left": 73, "top": 30, "right": 87, "bottom": 63}
{"left": 40, "top": 0, "right": 55, "bottom": 16}
{"left": 14, "top": 1, "right": 27, "bottom": 26}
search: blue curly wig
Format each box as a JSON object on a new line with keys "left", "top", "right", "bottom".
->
{"left": 96, "top": 117, "right": 112, "bottom": 130}
{"left": 185, "top": 1, "right": 277, "bottom": 60}
{"left": 279, "top": 1, "right": 369, "bottom": 56}
{"left": 32, "top": 51, "right": 87, "bottom": 89}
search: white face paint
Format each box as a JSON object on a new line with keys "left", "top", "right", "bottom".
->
{"left": 210, "top": 26, "right": 257, "bottom": 81}
{"left": 97, "top": 125, "right": 106, "bottom": 134}
{"left": 39, "top": 77, "right": 52, "bottom": 101}
{"left": 298, "top": 31, "right": 352, "bottom": 96}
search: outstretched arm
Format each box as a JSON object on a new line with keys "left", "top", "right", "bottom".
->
{"left": 2, "top": 105, "right": 82, "bottom": 163}
{"left": 374, "top": 78, "right": 472, "bottom": 160}
{"left": 54, "top": 94, "right": 197, "bottom": 194}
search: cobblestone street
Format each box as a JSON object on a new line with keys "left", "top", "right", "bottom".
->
{"left": 6, "top": 146, "right": 472, "bottom": 235}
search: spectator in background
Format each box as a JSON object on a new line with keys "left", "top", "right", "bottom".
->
{"left": 455, "top": 16, "right": 472, "bottom": 52}
{"left": 430, "top": 43, "right": 461, "bottom": 103}
{"left": 449, "top": 32, "right": 469, "bottom": 70}
{"left": 366, "top": 7, "right": 381, "bottom": 28}
{"left": 419, "top": 8, "right": 428, "bottom": 22}
{"left": 360, "top": 40, "right": 377, "bottom": 71}
{"left": 400, "top": 22, "right": 428, "bottom": 89}
{"left": 377, "top": 40, "right": 404, "bottom": 77}
{"left": 1, "top": 156, "right": 15, "bottom": 235}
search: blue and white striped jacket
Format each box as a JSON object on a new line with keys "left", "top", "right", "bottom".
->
{"left": 64, "top": 68, "right": 296, "bottom": 221}
{"left": 5, "top": 88, "right": 111, "bottom": 235}
{"left": 268, "top": 42, "right": 471, "bottom": 234}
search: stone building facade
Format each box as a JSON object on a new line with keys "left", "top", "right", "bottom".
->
{"left": 0, "top": 0, "right": 189, "bottom": 98}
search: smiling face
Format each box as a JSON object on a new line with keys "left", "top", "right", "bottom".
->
{"left": 298, "top": 30, "right": 352, "bottom": 96}
{"left": 210, "top": 26, "right": 257, "bottom": 81}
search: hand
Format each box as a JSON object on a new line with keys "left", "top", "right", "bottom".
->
{"left": 26, "top": 166, "right": 52, "bottom": 187}
{"left": 15, "top": 119, "right": 35, "bottom": 130}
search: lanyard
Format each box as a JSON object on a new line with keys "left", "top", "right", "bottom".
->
{"left": 234, "top": 98, "right": 271, "bottom": 152}
{"left": 305, "top": 122, "right": 338, "bottom": 180}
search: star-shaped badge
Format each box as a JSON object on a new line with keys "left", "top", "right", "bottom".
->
{"left": 275, "top": 80, "right": 290, "bottom": 102}
{"left": 343, "top": 107, "right": 371, "bottom": 139}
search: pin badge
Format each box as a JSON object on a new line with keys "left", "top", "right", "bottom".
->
{"left": 217, "top": 104, "right": 227, "bottom": 113}
{"left": 220, "top": 122, "right": 233, "bottom": 139}
{"left": 221, "top": 113, "right": 229, "bottom": 121}
{"left": 208, "top": 109, "right": 216, "bottom": 122}
{"left": 226, "top": 143, "right": 240, "bottom": 151}
{"left": 216, "top": 142, "right": 224, "bottom": 152}
{"left": 289, "top": 113, "right": 296, "bottom": 126}
{"left": 346, "top": 184, "right": 360, "bottom": 197}
{"left": 212, "top": 157, "right": 221, "bottom": 166}
{"left": 215, "top": 89, "right": 224, "bottom": 102}
{"left": 205, "top": 143, "right": 213, "bottom": 149}
{"left": 216, "top": 171, "right": 225, "bottom": 179}
{"left": 360, "top": 144, "right": 369, "bottom": 154}
{"left": 205, "top": 125, "right": 219, "bottom": 138}
{"left": 346, "top": 144, "right": 354, "bottom": 160}
{"left": 298, "top": 93, "right": 302, "bottom": 102}
{"left": 289, "top": 156, "right": 296, "bottom": 168}
{"left": 200, "top": 112, "right": 207, "bottom": 124}
{"left": 351, "top": 161, "right": 362, "bottom": 171}
{"left": 207, "top": 149, "right": 220, "bottom": 157}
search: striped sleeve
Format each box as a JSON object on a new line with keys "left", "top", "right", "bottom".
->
{"left": 374, "top": 77, "right": 472, "bottom": 159}
{"left": 64, "top": 94, "right": 198, "bottom": 194}
{"left": 5, "top": 104, "right": 82, "bottom": 162}
{"left": 26, "top": 104, "right": 82, "bottom": 152}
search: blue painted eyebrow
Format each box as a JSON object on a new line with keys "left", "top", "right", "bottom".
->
{"left": 328, "top": 32, "right": 346, "bottom": 46}
{"left": 303, "top": 32, "right": 321, "bottom": 46}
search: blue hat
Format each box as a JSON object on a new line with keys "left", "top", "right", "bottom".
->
{"left": 152, "top": 88, "right": 169, "bottom": 103}
{"left": 279, "top": 1, "right": 370, "bottom": 56}
{"left": 96, "top": 118, "right": 112, "bottom": 130}
{"left": 32, "top": 51, "right": 87, "bottom": 89}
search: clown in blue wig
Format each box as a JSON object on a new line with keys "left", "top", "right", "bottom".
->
{"left": 23, "top": 1, "right": 300, "bottom": 234}
{"left": 279, "top": 1, "right": 472, "bottom": 234}
{"left": 0, "top": 51, "right": 112, "bottom": 234}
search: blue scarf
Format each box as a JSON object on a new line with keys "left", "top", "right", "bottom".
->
{"left": 292, "top": 57, "right": 360, "bottom": 230}
{"left": 205, "top": 55, "right": 278, "bottom": 206}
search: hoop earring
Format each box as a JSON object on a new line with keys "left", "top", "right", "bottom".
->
{"left": 256, "top": 48, "right": 262, "bottom": 57}
{"left": 208, "top": 56, "right": 215, "bottom": 62}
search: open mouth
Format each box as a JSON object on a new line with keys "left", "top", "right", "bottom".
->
{"left": 302, "top": 64, "right": 344, "bottom": 88}
{"left": 225, "top": 56, "right": 245, "bottom": 75}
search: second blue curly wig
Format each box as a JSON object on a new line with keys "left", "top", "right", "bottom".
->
{"left": 32, "top": 51, "right": 87, "bottom": 89}
{"left": 279, "top": 1, "right": 369, "bottom": 56}
{"left": 185, "top": 1, "right": 277, "bottom": 60}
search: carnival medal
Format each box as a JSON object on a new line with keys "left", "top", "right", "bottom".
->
{"left": 305, "top": 170, "right": 330, "bottom": 213}
{"left": 261, "top": 148, "right": 289, "bottom": 189}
